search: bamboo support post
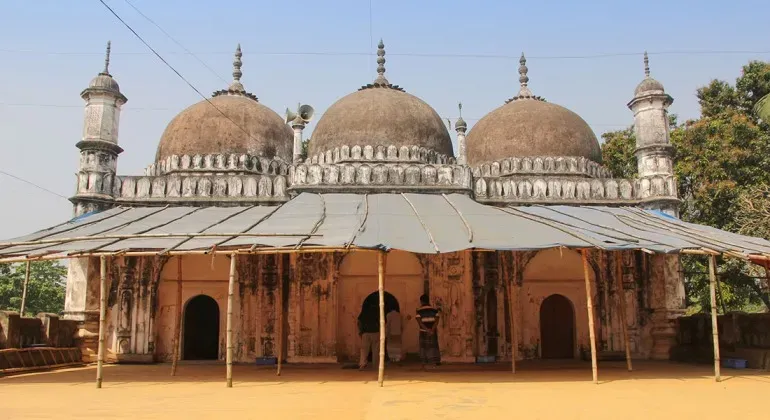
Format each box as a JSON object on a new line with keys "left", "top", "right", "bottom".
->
{"left": 708, "top": 255, "right": 721, "bottom": 382}
{"left": 276, "top": 256, "right": 284, "bottom": 376}
{"left": 614, "top": 253, "right": 632, "bottom": 372}
{"left": 171, "top": 256, "right": 183, "bottom": 376}
{"left": 226, "top": 255, "right": 237, "bottom": 387}
{"left": 508, "top": 253, "right": 517, "bottom": 373}
{"left": 19, "top": 261, "right": 31, "bottom": 315}
{"left": 581, "top": 250, "right": 599, "bottom": 384}
{"left": 377, "top": 251, "right": 386, "bottom": 387}
{"left": 96, "top": 255, "right": 108, "bottom": 388}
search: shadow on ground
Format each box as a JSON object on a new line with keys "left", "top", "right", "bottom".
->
{"left": 3, "top": 360, "right": 768, "bottom": 386}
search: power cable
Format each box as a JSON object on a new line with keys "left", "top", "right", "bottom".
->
{"left": 0, "top": 102, "right": 630, "bottom": 127}
{"left": 2, "top": 48, "right": 769, "bottom": 59}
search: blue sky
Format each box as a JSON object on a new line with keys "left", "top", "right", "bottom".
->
{"left": 0, "top": 0, "right": 768, "bottom": 238}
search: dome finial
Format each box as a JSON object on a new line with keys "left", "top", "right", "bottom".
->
{"left": 517, "top": 52, "right": 533, "bottom": 98}
{"left": 229, "top": 43, "right": 245, "bottom": 92}
{"left": 455, "top": 102, "right": 467, "bottom": 132}
{"left": 102, "top": 41, "right": 111, "bottom": 75}
{"left": 374, "top": 39, "right": 389, "bottom": 85}
{"left": 643, "top": 51, "right": 650, "bottom": 77}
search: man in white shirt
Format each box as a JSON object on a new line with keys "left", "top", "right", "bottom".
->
{"left": 386, "top": 308, "right": 402, "bottom": 363}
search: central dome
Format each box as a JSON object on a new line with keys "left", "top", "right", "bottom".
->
{"left": 466, "top": 54, "right": 601, "bottom": 165}
{"left": 155, "top": 45, "right": 292, "bottom": 162}
{"left": 308, "top": 41, "right": 453, "bottom": 158}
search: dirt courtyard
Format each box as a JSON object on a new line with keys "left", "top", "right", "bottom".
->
{"left": 1, "top": 361, "right": 768, "bottom": 419}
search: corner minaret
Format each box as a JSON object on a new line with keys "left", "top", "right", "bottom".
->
{"left": 71, "top": 41, "right": 127, "bottom": 217}
{"left": 627, "top": 52, "right": 679, "bottom": 216}
{"left": 455, "top": 103, "right": 468, "bottom": 164}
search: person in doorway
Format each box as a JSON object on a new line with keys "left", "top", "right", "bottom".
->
{"left": 416, "top": 294, "right": 441, "bottom": 368}
{"left": 357, "top": 305, "right": 379, "bottom": 370}
{"left": 385, "top": 307, "right": 402, "bottom": 363}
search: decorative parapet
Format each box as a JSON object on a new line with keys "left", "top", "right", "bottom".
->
{"left": 288, "top": 162, "right": 472, "bottom": 193}
{"left": 307, "top": 144, "right": 455, "bottom": 165}
{"left": 144, "top": 153, "right": 290, "bottom": 177}
{"left": 471, "top": 156, "right": 612, "bottom": 179}
{"left": 473, "top": 175, "right": 677, "bottom": 205}
{"left": 115, "top": 173, "right": 290, "bottom": 204}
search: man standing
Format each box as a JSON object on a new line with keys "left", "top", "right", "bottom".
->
{"left": 386, "top": 308, "right": 402, "bottom": 363}
{"left": 357, "top": 305, "right": 379, "bottom": 370}
{"left": 416, "top": 294, "right": 441, "bottom": 368}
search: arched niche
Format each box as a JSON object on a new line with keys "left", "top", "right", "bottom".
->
{"left": 337, "top": 250, "right": 423, "bottom": 362}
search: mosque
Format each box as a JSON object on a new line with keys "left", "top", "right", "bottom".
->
{"left": 61, "top": 40, "right": 685, "bottom": 365}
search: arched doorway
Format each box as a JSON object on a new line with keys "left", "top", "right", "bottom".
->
{"left": 360, "top": 291, "right": 399, "bottom": 362}
{"left": 540, "top": 294, "right": 575, "bottom": 359}
{"left": 183, "top": 295, "right": 220, "bottom": 360}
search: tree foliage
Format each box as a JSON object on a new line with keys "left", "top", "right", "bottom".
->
{"left": 601, "top": 60, "right": 770, "bottom": 313}
{"left": 0, "top": 261, "right": 67, "bottom": 316}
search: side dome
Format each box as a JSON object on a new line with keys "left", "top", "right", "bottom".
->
{"left": 155, "top": 45, "right": 292, "bottom": 162}
{"left": 156, "top": 94, "right": 292, "bottom": 161}
{"left": 466, "top": 54, "right": 601, "bottom": 165}
{"left": 466, "top": 100, "right": 601, "bottom": 165}
{"left": 308, "top": 40, "right": 454, "bottom": 158}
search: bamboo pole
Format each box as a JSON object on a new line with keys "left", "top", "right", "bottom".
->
{"left": 377, "top": 251, "right": 386, "bottom": 387}
{"left": 171, "top": 256, "right": 183, "bottom": 376}
{"left": 96, "top": 255, "right": 108, "bottom": 388}
{"left": 581, "top": 250, "right": 599, "bottom": 384}
{"left": 614, "top": 253, "right": 632, "bottom": 371}
{"left": 276, "top": 256, "right": 284, "bottom": 376}
{"left": 0, "top": 232, "right": 322, "bottom": 247}
{"left": 19, "top": 261, "right": 31, "bottom": 315}
{"left": 708, "top": 255, "right": 721, "bottom": 382}
{"left": 226, "top": 255, "right": 237, "bottom": 388}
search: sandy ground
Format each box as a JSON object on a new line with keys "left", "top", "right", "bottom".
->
{"left": 1, "top": 361, "right": 768, "bottom": 420}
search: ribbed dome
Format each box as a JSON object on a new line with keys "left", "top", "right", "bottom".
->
{"left": 155, "top": 94, "right": 292, "bottom": 162}
{"left": 309, "top": 87, "right": 454, "bottom": 157}
{"left": 634, "top": 77, "right": 665, "bottom": 95}
{"left": 466, "top": 99, "right": 601, "bottom": 165}
{"left": 89, "top": 73, "right": 121, "bottom": 92}
{"left": 308, "top": 40, "right": 454, "bottom": 158}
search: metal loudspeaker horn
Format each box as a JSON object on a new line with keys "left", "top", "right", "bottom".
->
{"left": 285, "top": 103, "right": 315, "bottom": 124}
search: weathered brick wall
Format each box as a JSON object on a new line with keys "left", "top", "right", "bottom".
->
{"left": 673, "top": 312, "right": 770, "bottom": 369}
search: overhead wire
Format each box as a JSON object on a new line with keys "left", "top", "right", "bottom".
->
{"left": 2, "top": 48, "right": 769, "bottom": 59}
{"left": 0, "top": 102, "right": 631, "bottom": 127}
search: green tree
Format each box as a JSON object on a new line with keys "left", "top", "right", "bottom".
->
{"left": 0, "top": 261, "right": 67, "bottom": 316}
{"left": 601, "top": 60, "right": 770, "bottom": 313}
{"left": 600, "top": 127, "right": 637, "bottom": 179}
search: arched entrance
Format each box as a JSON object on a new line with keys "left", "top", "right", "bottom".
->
{"left": 540, "top": 294, "right": 575, "bottom": 359}
{"left": 360, "top": 291, "right": 399, "bottom": 362}
{"left": 183, "top": 295, "right": 220, "bottom": 360}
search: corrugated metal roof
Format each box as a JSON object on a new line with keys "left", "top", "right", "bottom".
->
{"left": 1, "top": 193, "right": 769, "bottom": 259}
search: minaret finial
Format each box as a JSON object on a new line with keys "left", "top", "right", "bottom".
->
{"left": 229, "top": 43, "right": 245, "bottom": 92}
{"left": 102, "top": 41, "right": 111, "bottom": 75}
{"left": 517, "top": 52, "right": 533, "bottom": 98}
{"left": 455, "top": 102, "right": 467, "bottom": 132}
{"left": 644, "top": 51, "right": 650, "bottom": 77}
{"left": 374, "top": 39, "right": 389, "bottom": 85}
